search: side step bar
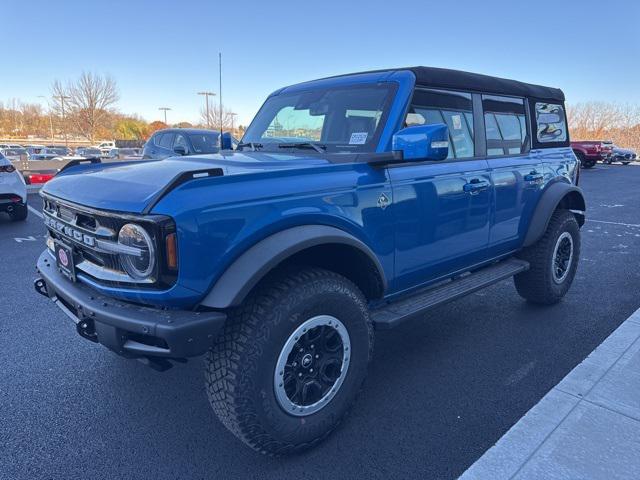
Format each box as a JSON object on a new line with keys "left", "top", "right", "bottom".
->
{"left": 371, "top": 258, "right": 529, "bottom": 330}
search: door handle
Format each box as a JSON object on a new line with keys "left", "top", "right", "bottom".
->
{"left": 524, "top": 171, "right": 544, "bottom": 182}
{"left": 463, "top": 179, "right": 490, "bottom": 194}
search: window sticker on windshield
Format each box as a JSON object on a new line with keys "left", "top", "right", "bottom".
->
{"left": 452, "top": 114, "right": 462, "bottom": 130}
{"left": 349, "top": 132, "right": 368, "bottom": 145}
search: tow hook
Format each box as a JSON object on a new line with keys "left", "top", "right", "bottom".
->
{"left": 34, "top": 278, "right": 48, "bottom": 297}
{"left": 77, "top": 319, "right": 98, "bottom": 343}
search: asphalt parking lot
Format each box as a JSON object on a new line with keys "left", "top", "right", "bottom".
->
{"left": 1, "top": 164, "right": 639, "bottom": 480}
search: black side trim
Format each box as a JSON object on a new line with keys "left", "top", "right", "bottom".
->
{"left": 523, "top": 182, "right": 585, "bottom": 247}
{"left": 142, "top": 168, "right": 224, "bottom": 214}
{"left": 200, "top": 225, "right": 387, "bottom": 308}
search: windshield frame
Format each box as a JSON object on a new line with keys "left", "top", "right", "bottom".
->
{"left": 241, "top": 82, "right": 398, "bottom": 154}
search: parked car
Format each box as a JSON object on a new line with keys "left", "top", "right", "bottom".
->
{"left": 0, "top": 151, "right": 27, "bottom": 221}
{"left": 606, "top": 145, "right": 637, "bottom": 165}
{"left": 46, "top": 145, "right": 72, "bottom": 156}
{"left": 142, "top": 128, "right": 221, "bottom": 159}
{"left": 0, "top": 147, "right": 28, "bottom": 162}
{"left": 101, "top": 148, "right": 119, "bottom": 160}
{"left": 115, "top": 148, "right": 143, "bottom": 160}
{"left": 570, "top": 140, "right": 613, "bottom": 168}
{"left": 35, "top": 66, "right": 584, "bottom": 455}
{"left": 25, "top": 145, "right": 59, "bottom": 160}
{"left": 75, "top": 147, "right": 103, "bottom": 158}
{"left": 0, "top": 143, "right": 23, "bottom": 149}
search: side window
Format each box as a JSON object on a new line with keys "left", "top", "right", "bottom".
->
{"left": 482, "top": 95, "right": 529, "bottom": 156}
{"left": 153, "top": 133, "right": 164, "bottom": 146}
{"left": 535, "top": 103, "right": 567, "bottom": 143}
{"left": 159, "top": 133, "right": 175, "bottom": 149}
{"left": 406, "top": 88, "right": 474, "bottom": 159}
{"left": 174, "top": 134, "right": 188, "bottom": 150}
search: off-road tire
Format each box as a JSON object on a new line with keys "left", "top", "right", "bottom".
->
{"left": 9, "top": 204, "right": 28, "bottom": 222}
{"left": 205, "top": 267, "right": 373, "bottom": 455}
{"left": 515, "top": 210, "right": 580, "bottom": 305}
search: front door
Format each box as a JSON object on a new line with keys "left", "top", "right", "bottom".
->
{"left": 389, "top": 88, "right": 491, "bottom": 294}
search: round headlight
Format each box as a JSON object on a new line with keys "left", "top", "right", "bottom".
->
{"left": 118, "top": 223, "right": 155, "bottom": 280}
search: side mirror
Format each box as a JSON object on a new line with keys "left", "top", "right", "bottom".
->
{"left": 392, "top": 124, "right": 449, "bottom": 161}
{"left": 173, "top": 145, "right": 187, "bottom": 156}
{"left": 220, "top": 132, "right": 233, "bottom": 150}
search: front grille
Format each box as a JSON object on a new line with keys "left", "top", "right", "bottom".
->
{"left": 42, "top": 194, "right": 177, "bottom": 289}
{"left": 43, "top": 196, "right": 145, "bottom": 286}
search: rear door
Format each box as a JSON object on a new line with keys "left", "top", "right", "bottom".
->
{"left": 483, "top": 95, "right": 544, "bottom": 255}
{"left": 389, "top": 88, "right": 492, "bottom": 293}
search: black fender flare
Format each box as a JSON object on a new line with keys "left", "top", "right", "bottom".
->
{"left": 200, "top": 225, "right": 387, "bottom": 309}
{"left": 523, "top": 182, "right": 586, "bottom": 247}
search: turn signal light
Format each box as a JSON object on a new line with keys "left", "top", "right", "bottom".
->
{"left": 165, "top": 233, "right": 178, "bottom": 270}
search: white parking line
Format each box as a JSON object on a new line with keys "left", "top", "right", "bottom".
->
{"left": 588, "top": 219, "right": 640, "bottom": 228}
{"left": 27, "top": 205, "right": 43, "bottom": 219}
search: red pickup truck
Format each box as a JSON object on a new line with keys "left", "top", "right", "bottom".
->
{"left": 571, "top": 140, "right": 613, "bottom": 168}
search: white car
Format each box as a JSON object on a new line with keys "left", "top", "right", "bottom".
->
{"left": 95, "top": 141, "right": 116, "bottom": 154}
{"left": 0, "top": 151, "right": 28, "bottom": 221}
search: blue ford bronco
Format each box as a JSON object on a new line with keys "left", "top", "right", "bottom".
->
{"left": 35, "top": 66, "right": 584, "bottom": 455}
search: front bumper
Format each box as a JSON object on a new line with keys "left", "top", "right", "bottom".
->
{"left": 35, "top": 250, "right": 226, "bottom": 360}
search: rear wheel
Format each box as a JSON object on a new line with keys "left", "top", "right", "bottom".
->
{"left": 9, "top": 204, "right": 28, "bottom": 222}
{"left": 515, "top": 210, "right": 580, "bottom": 304}
{"left": 205, "top": 267, "right": 373, "bottom": 455}
{"left": 575, "top": 151, "right": 593, "bottom": 169}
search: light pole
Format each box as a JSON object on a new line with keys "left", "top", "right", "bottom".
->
{"left": 197, "top": 92, "right": 216, "bottom": 129}
{"left": 53, "top": 94, "right": 71, "bottom": 147}
{"left": 37, "top": 95, "right": 54, "bottom": 141}
{"left": 158, "top": 107, "right": 171, "bottom": 126}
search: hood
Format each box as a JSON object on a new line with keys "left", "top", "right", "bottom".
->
{"left": 41, "top": 152, "right": 330, "bottom": 213}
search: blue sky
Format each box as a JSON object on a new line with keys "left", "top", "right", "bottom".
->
{"left": 3, "top": 0, "right": 638, "bottom": 126}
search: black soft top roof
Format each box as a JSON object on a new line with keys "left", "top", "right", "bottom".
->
{"left": 409, "top": 66, "right": 565, "bottom": 102}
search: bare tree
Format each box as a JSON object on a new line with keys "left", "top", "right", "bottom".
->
{"left": 567, "top": 101, "right": 640, "bottom": 152}
{"left": 51, "top": 72, "right": 119, "bottom": 142}
{"left": 200, "top": 101, "right": 235, "bottom": 131}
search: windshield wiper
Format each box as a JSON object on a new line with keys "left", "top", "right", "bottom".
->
{"left": 278, "top": 142, "right": 326, "bottom": 153}
{"left": 237, "top": 142, "right": 263, "bottom": 151}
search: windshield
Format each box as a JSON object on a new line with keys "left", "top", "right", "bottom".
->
{"left": 188, "top": 133, "right": 219, "bottom": 154}
{"left": 242, "top": 83, "right": 396, "bottom": 153}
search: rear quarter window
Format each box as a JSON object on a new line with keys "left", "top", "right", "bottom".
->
{"left": 535, "top": 103, "right": 567, "bottom": 143}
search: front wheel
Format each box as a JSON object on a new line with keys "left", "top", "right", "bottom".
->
{"left": 205, "top": 267, "right": 373, "bottom": 455}
{"left": 515, "top": 210, "right": 580, "bottom": 304}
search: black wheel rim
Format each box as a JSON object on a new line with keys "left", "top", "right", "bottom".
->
{"left": 552, "top": 232, "right": 573, "bottom": 284}
{"left": 274, "top": 315, "right": 350, "bottom": 416}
